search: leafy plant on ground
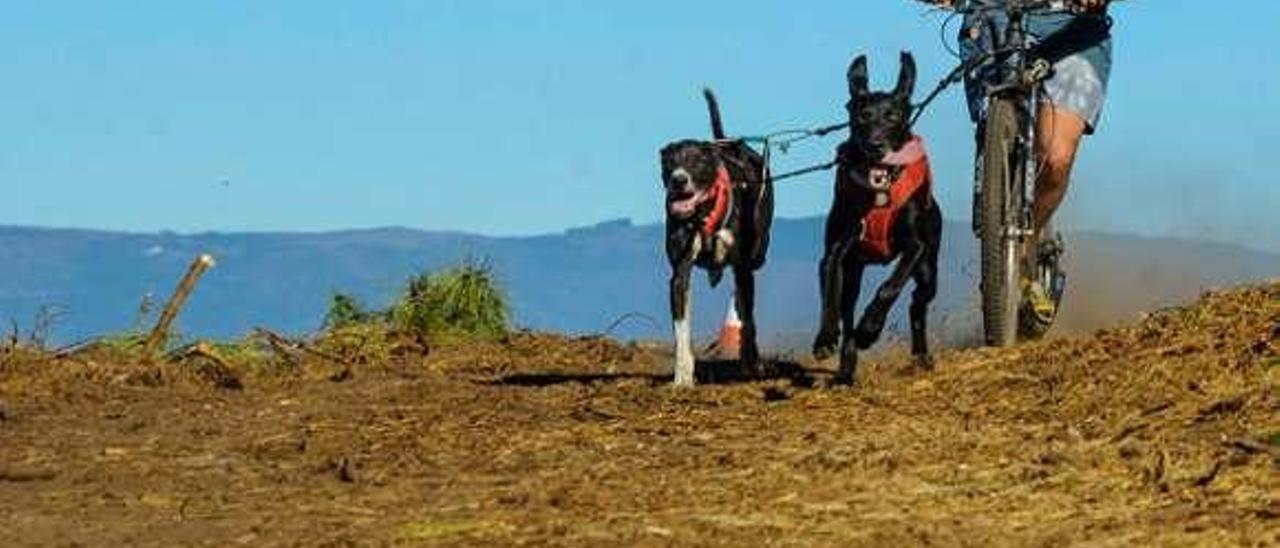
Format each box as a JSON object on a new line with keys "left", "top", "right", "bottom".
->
{"left": 390, "top": 258, "right": 509, "bottom": 341}
{"left": 71, "top": 331, "right": 152, "bottom": 364}
{"left": 389, "top": 273, "right": 436, "bottom": 345}
{"left": 323, "top": 293, "right": 375, "bottom": 331}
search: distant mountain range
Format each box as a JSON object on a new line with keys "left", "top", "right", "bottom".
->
{"left": 2, "top": 219, "right": 1277, "bottom": 348}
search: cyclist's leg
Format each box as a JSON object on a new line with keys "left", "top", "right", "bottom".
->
{"left": 1022, "top": 105, "right": 1084, "bottom": 318}
{"left": 1022, "top": 104, "right": 1085, "bottom": 318}
{"left": 1032, "top": 105, "right": 1087, "bottom": 237}
{"left": 1028, "top": 13, "right": 1112, "bottom": 238}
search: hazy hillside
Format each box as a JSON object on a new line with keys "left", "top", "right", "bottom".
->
{"left": 1, "top": 220, "right": 1277, "bottom": 347}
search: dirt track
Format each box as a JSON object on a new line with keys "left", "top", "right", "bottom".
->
{"left": 2, "top": 284, "right": 1277, "bottom": 547}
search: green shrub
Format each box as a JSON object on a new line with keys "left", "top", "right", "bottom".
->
{"left": 323, "top": 293, "right": 374, "bottom": 331}
{"left": 389, "top": 272, "right": 434, "bottom": 341}
{"left": 436, "top": 260, "right": 509, "bottom": 336}
{"left": 390, "top": 259, "right": 509, "bottom": 340}
{"left": 322, "top": 258, "right": 509, "bottom": 351}
{"left": 97, "top": 331, "right": 148, "bottom": 353}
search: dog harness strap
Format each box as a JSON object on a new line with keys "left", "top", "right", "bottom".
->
{"left": 859, "top": 136, "right": 932, "bottom": 261}
{"left": 701, "top": 165, "right": 733, "bottom": 239}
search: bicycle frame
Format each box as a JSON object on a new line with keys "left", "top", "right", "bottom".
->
{"left": 969, "top": 2, "right": 1052, "bottom": 241}
{"left": 961, "top": 0, "right": 1074, "bottom": 344}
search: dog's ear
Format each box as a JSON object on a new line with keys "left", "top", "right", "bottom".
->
{"left": 847, "top": 55, "right": 869, "bottom": 98}
{"left": 895, "top": 51, "right": 917, "bottom": 101}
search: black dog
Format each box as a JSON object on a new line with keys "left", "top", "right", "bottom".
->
{"left": 813, "top": 53, "right": 943, "bottom": 385}
{"left": 660, "top": 90, "right": 774, "bottom": 387}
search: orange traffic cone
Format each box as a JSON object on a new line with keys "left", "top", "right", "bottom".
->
{"left": 712, "top": 294, "right": 742, "bottom": 358}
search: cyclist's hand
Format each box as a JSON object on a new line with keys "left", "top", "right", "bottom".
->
{"left": 1076, "top": 0, "right": 1109, "bottom": 13}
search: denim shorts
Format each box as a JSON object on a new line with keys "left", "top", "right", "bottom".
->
{"left": 960, "top": 11, "right": 1114, "bottom": 132}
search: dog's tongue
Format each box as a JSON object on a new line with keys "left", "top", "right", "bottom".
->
{"left": 668, "top": 192, "right": 706, "bottom": 216}
{"left": 881, "top": 136, "right": 925, "bottom": 166}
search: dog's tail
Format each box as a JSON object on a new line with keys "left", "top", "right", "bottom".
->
{"left": 703, "top": 88, "right": 726, "bottom": 140}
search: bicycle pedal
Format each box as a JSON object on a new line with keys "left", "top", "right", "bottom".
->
{"left": 1038, "top": 234, "right": 1065, "bottom": 258}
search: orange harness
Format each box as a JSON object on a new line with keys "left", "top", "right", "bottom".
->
{"left": 858, "top": 136, "right": 932, "bottom": 262}
{"left": 701, "top": 165, "right": 734, "bottom": 240}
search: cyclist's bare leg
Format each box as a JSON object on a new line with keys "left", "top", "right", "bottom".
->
{"left": 1032, "top": 105, "right": 1087, "bottom": 239}
{"left": 1022, "top": 105, "right": 1087, "bottom": 317}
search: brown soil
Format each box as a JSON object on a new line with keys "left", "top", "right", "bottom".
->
{"left": 2, "top": 284, "right": 1277, "bottom": 547}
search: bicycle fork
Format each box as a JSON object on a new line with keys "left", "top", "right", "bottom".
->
{"left": 1015, "top": 87, "right": 1040, "bottom": 242}
{"left": 970, "top": 100, "right": 1037, "bottom": 243}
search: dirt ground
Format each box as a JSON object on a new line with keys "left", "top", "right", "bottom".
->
{"left": 2, "top": 284, "right": 1277, "bottom": 547}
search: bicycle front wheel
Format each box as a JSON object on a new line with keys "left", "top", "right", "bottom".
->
{"left": 979, "top": 98, "right": 1024, "bottom": 347}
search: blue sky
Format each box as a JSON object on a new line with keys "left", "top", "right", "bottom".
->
{"left": 3, "top": 1, "right": 1279, "bottom": 251}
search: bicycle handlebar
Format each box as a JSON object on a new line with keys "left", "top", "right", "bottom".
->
{"left": 927, "top": 0, "right": 1117, "bottom": 16}
{"left": 972, "top": 0, "right": 1121, "bottom": 15}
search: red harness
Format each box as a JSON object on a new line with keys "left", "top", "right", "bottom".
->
{"left": 701, "top": 165, "right": 734, "bottom": 239}
{"left": 858, "top": 136, "right": 932, "bottom": 262}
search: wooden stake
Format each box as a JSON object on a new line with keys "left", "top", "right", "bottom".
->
{"left": 144, "top": 254, "right": 215, "bottom": 360}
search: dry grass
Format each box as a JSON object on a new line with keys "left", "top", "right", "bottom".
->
{"left": 0, "top": 283, "right": 1276, "bottom": 547}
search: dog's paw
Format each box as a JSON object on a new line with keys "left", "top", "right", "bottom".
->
{"left": 828, "top": 370, "right": 856, "bottom": 388}
{"left": 672, "top": 375, "right": 697, "bottom": 389}
{"left": 812, "top": 332, "right": 839, "bottom": 361}
{"left": 914, "top": 354, "right": 936, "bottom": 372}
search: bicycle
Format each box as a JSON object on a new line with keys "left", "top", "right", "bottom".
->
{"left": 919, "top": 0, "right": 1113, "bottom": 346}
